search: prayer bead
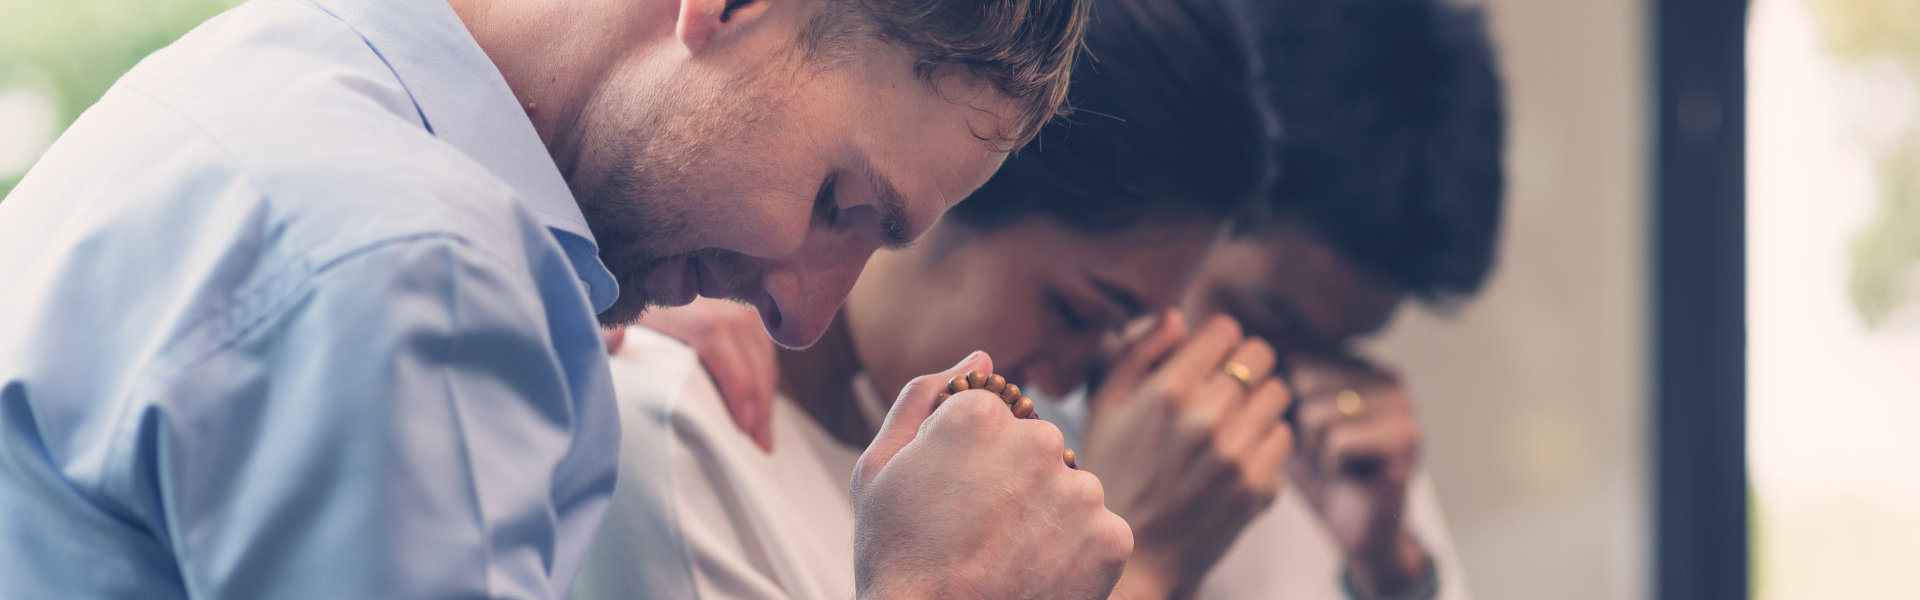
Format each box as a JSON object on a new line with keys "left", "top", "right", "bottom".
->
{"left": 1063, "top": 448, "right": 1077, "bottom": 469}
{"left": 1000, "top": 383, "right": 1021, "bottom": 404}
{"left": 935, "top": 392, "right": 950, "bottom": 407}
{"left": 949, "top": 375, "right": 971, "bottom": 394}
{"left": 966, "top": 370, "right": 988, "bottom": 390}
{"left": 1012, "top": 396, "right": 1034, "bottom": 419}
{"left": 984, "top": 374, "right": 1007, "bottom": 393}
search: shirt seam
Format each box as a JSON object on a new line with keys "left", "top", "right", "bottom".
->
{"left": 110, "top": 233, "right": 512, "bottom": 539}
{"left": 621, "top": 333, "right": 709, "bottom": 599}
{"left": 434, "top": 243, "right": 505, "bottom": 599}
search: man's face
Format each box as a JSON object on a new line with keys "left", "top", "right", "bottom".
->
{"left": 1182, "top": 220, "right": 1407, "bottom": 359}
{"left": 566, "top": 3, "right": 1014, "bottom": 348}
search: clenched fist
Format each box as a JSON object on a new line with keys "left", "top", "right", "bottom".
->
{"left": 854, "top": 351, "right": 1134, "bottom": 600}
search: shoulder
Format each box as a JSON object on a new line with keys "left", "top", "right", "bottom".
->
{"left": 606, "top": 327, "right": 715, "bottom": 422}
{"left": 604, "top": 327, "right": 771, "bottom": 456}
{"left": 576, "top": 327, "right": 749, "bottom": 600}
{"left": 96, "top": 0, "right": 539, "bottom": 259}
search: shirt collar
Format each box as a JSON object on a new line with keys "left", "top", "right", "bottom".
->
{"left": 305, "top": 0, "right": 619, "bottom": 314}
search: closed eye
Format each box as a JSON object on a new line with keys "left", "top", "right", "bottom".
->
{"left": 1051, "top": 293, "right": 1094, "bottom": 332}
{"left": 814, "top": 172, "right": 842, "bottom": 228}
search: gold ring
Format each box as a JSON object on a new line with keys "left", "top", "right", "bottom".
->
{"left": 1335, "top": 389, "right": 1366, "bottom": 417}
{"left": 1222, "top": 361, "right": 1257, "bottom": 391}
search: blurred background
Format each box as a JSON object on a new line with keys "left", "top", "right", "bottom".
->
{"left": 2, "top": 0, "right": 1914, "bottom": 598}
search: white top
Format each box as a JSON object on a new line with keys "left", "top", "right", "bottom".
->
{"left": 572, "top": 327, "right": 860, "bottom": 600}
{"left": 575, "top": 328, "right": 1471, "bottom": 599}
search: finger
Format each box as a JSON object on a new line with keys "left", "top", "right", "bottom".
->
{"left": 745, "top": 333, "right": 780, "bottom": 452}
{"left": 1155, "top": 315, "right": 1246, "bottom": 390}
{"left": 1293, "top": 391, "right": 1348, "bottom": 461}
{"left": 1208, "top": 336, "right": 1278, "bottom": 397}
{"left": 1090, "top": 310, "right": 1186, "bottom": 413}
{"left": 603, "top": 326, "right": 627, "bottom": 354}
{"left": 703, "top": 340, "right": 765, "bottom": 439}
{"left": 1190, "top": 336, "right": 1279, "bottom": 424}
{"left": 1221, "top": 378, "right": 1290, "bottom": 455}
{"left": 751, "top": 395, "right": 775, "bottom": 452}
{"left": 1255, "top": 418, "right": 1296, "bottom": 471}
{"left": 1247, "top": 422, "right": 1296, "bottom": 505}
{"left": 856, "top": 351, "right": 994, "bottom": 486}
{"left": 1228, "top": 336, "right": 1279, "bottom": 382}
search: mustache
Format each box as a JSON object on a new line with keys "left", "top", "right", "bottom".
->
{"left": 595, "top": 247, "right": 757, "bottom": 328}
{"left": 687, "top": 248, "right": 758, "bottom": 303}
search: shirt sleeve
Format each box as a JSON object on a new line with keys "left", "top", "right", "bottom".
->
{"left": 140, "top": 236, "right": 596, "bottom": 600}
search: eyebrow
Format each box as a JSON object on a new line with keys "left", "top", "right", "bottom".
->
{"left": 850, "top": 156, "right": 915, "bottom": 250}
{"left": 1088, "top": 277, "right": 1147, "bottom": 319}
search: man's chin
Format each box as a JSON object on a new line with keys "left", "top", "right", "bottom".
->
{"left": 595, "top": 287, "right": 655, "bottom": 329}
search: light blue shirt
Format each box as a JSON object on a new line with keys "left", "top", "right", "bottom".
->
{"left": 0, "top": 0, "right": 628, "bottom": 597}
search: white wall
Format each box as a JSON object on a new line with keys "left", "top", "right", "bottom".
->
{"left": 1369, "top": 1, "right": 1650, "bottom": 598}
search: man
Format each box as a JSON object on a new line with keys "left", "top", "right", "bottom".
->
{"left": 1166, "top": 0, "right": 1506, "bottom": 596}
{"left": 0, "top": 0, "right": 1131, "bottom": 598}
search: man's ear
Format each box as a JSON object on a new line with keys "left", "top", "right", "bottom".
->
{"left": 676, "top": 0, "right": 772, "bottom": 56}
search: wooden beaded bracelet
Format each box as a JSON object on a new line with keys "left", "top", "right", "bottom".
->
{"left": 934, "top": 370, "right": 1079, "bottom": 469}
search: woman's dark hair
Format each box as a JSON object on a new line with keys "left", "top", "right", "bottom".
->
{"left": 943, "top": 0, "right": 1274, "bottom": 234}
{"left": 1248, "top": 0, "right": 1507, "bottom": 302}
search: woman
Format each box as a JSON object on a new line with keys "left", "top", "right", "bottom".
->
{"left": 569, "top": 0, "right": 1289, "bottom": 597}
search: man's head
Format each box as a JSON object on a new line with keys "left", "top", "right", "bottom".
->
{"left": 1184, "top": 0, "right": 1506, "bottom": 357}
{"left": 456, "top": 0, "right": 1090, "bottom": 347}
{"left": 843, "top": 0, "right": 1272, "bottom": 398}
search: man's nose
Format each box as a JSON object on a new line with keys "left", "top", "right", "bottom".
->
{"left": 756, "top": 252, "right": 869, "bottom": 349}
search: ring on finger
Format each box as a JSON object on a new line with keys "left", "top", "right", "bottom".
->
{"left": 1222, "top": 361, "right": 1258, "bottom": 392}
{"left": 1335, "top": 389, "right": 1366, "bottom": 418}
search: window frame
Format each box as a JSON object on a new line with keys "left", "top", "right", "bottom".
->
{"left": 1654, "top": 1, "right": 1751, "bottom": 598}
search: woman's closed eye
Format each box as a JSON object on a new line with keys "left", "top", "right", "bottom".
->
{"left": 1051, "top": 293, "right": 1095, "bottom": 332}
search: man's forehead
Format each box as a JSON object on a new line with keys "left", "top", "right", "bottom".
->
{"left": 862, "top": 136, "right": 1009, "bottom": 244}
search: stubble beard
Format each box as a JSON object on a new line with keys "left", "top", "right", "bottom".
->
{"left": 574, "top": 68, "right": 780, "bottom": 328}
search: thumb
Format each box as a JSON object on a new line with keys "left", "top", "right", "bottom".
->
{"left": 853, "top": 350, "right": 994, "bottom": 487}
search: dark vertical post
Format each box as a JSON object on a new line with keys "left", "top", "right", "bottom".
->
{"left": 1655, "top": 0, "right": 1748, "bottom": 599}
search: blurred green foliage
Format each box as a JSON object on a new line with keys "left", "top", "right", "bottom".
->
{"left": 0, "top": 0, "right": 241, "bottom": 196}
{"left": 1812, "top": 0, "right": 1920, "bottom": 329}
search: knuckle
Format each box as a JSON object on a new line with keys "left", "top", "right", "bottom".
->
{"left": 1069, "top": 470, "right": 1108, "bottom": 507}
{"left": 1137, "top": 377, "right": 1173, "bottom": 403}
{"left": 1174, "top": 406, "right": 1214, "bottom": 440}
{"left": 948, "top": 392, "right": 1004, "bottom": 423}
{"left": 900, "top": 373, "right": 942, "bottom": 398}
{"left": 1017, "top": 419, "right": 1067, "bottom": 453}
{"left": 1097, "top": 510, "right": 1135, "bottom": 560}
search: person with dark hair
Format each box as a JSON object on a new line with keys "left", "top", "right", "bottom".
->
{"left": 1136, "top": 0, "right": 1506, "bottom": 597}
{"left": 573, "top": 0, "right": 1283, "bottom": 596}
{"left": 0, "top": 0, "right": 1132, "bottom": 597}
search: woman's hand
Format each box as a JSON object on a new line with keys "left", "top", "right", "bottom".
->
{"left": 632, "top": 297, "right": 780, "bottom": 451}
{"left": 1081, "top": 311, "right": 1295, "bottom": 600}
{"left": 1287, "top": 357, "right": 1432, "bottom": 599}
